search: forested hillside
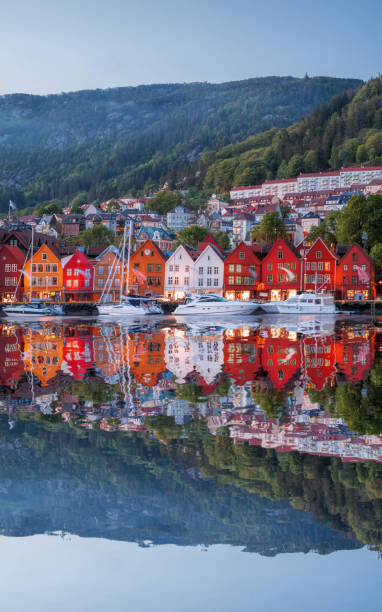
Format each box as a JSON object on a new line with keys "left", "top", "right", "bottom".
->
{"left": 199, "top": 77, "right": 382, "bottom": 192}
{"left": 0, "top": 76, "right": 360, "bottom": 210}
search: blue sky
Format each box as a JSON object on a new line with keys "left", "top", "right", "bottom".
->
{"left": 0, "top": 0, "right": 380, "bottom": 94}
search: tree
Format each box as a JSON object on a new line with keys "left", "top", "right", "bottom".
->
{"left": 306, "top": 211, "right": 338, "bottom": 246}
{"left": 70, "top": 205, "right": 83, "bottom": 214}
{"left": 250, "top": 212, "right": 287, "bottom": 243}
{"left": 280, "top": 203, "right": 291, "bottom": 219}
{"left": 370, "top": 243, "right": 382, "bottom": 281}
{"left": 69, "top": 224, "right": 116, "bottom": 247}
{"left": 213, "top": 230, "right": 231, "bottom": 250}
{"left": 175, "top": 225, "right": 208, "bottom": 249}
{"left": 106, "top": 200, "right": 120, "bottom": 212}
{"left": 69, "top": 192, "right": 88, "bottom": 209}
{"left": 146, "top": 190, "right": 182, "bottom": 215}
{"left": 36, "top": 202, "right": 62, "bottom": 216}
{"left": 336, "top": 194, "right": 382, "bottom": 250}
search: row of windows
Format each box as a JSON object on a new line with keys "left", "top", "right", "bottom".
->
{"left": 199, "top": 266, "right": 220, "bottom": 275}
{"left": 305, "top": 262, "right": 331, "bottom": 271}
{"left": 66, "top": 268, "right": 91, "bottom": 277}
{"left": 167, "top": 277, "right": 189, "bottom": 286}
{"left": 97, "top": 265, "right": 120, "bottom": 275}
{"left": 228, "top": 264, "right": 256, "bottom": 273}
{"left": 4, "top": 264, "right": 17, "bottom": 272}
{"left": 66, "top": 279, "right": 91, "bottom": 288}
{"left": 198, "top": 278, "right": 219, "bottom": 287}
{"left": 169, "top": 265, "right": 189, "bottom": 272}
{"left": 31, "top": 277, "right": 58, "bottom": 286}
{"left": 343, "top": 276, "right": 367, "bottom": 285}
{"left": 343, "top": 264, "right": 367, "bottom": 272}
{"left": 227, "top": 276, "right": 255, "bottom": 285}
{"left": 304, "top": 274, "right": 331, "bottom": 284}
{"left": 32, "top": 263, "right": 59, "bottom": 273}
{"left": 267, "top": 262, "right": 297, "bottom": 271}
{"left": 266, "top": 274, "right": 296, "bottom": 283}
{"left": 96, "top": 278, "right": 119, "bottom": 287}
{"left": 4, "top": 277, "right": 17, "bottom": 286}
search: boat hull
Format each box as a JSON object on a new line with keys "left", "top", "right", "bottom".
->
{"left": 174, "top": 302, "right": 258, "bottom": 315}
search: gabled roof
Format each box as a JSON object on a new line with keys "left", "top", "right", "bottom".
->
{"left": 336, "top": 243, "right": 372, "bottom": 263}
{"left": 261, "top": 238, "right": 302, "bottom": 261}
{"left": 96, "top": 245, "right": 123, "bottom": 261}
{"left": 133, "top": 238, "right": 169, "bottom": 262}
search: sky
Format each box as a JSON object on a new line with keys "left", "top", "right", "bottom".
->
{"left": 0, "top": 0, "right": 380, "bottom": 95}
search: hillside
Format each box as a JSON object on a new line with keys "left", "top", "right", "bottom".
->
{"left": 0, "top": 76, "right": 360, "bottom": 210}
{"left": 199, "top": 77, "right": 382, "bottom": 193}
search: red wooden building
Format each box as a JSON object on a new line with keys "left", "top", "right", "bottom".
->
{"left": 0, "top": 245, "right": 25, "bottom": 302}
{"left": 259, "top": 239, "right": 301, "bottom": 301}
{"left": 336, "top": 244, "right": 375, "bottom": 300}
{"left": 62, "top": 249, "right": 94, "bottom": 302}
{"left": 223, "top": 241, "right": 261, "bottom": 300}
{"left": 302, "top": 238, "right": 337, "bottom": 293}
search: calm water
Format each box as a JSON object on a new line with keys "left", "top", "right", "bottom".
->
{"left": 0, "top": 314, "right": 381, "bottom": 610}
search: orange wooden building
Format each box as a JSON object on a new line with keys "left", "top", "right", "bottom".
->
{"left": 128, "top": 239, "right": 168, "bottom": 296}
{"left": 24, "top": 244, "right": 63, "bottom": 301}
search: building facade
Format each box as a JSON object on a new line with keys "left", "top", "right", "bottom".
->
{"left": 129, "top": 239, "right": 167, "bottom": 296}
{"left": 259, "top": 239, "right": 301, "bottom": 301}
{"left": 223, "top": 242, "right": 261, "bottom": 300}
{"left": 0, "top": 245, "right": 25, "bottom": 302}
{"left": 24, "top": 244, "right": 63, "bottom": 301}
{"left": 62, "top": 249, "right": 94, "bottom": 302}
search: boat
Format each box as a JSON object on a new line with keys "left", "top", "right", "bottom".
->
{"left": 3, "top": 301, "right": 56, "bottom": 317}
{"left": 260, "top": 292, "right": 336, "bottom": 315}
{"left": 97, "top": 221, "right": 151, "bottom": 317}
{"left": 173, "top": 293, "right": 259, "bottom": 315}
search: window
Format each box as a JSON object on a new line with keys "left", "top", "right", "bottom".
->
{"left": 361, "top": 264, "right": 367, "bottom": 271}
{"left": 207, "top": 266, "right": 212, "bottom": 275}
{"left": 84, "top": 279, "right": 90, "bottom": 287}
{"left": 4, "top": 264, "right": 10, "bottom": 272}
{"left": 174, "top": 277, "right": 179, "bottom": 285}
{"left": 325, "top": 275, "right": 330, "bottom": 282}
{"left": 318, "top": 274, "right": 323, "bottom": 283}
{"left": 184, "top": 277, "right": 189, "bottom": 286}
{"left": 352, "top": 264, "right": 357, "bottom": 271}
{"left": 236, "top": 276, "right": 242, "bottom": 284}
{"left": 352, "top": 252, "right": 358, "bottom": 261}
{"left": 267, "top": 263, "right": 272, "bottom": 271}
{"left": 51, "top": 277, "right": 58, "bottom": 286}
{"left": 214, "top": 278, "right": 219, "bottom": 286}
{"left": 214, "top": 266, "right": 219, "bottom": 274}
{"left": 229, "top": 264, "right": 235, "bottom": 272}
{"left": 32, "top": 264, "right": 36, "bottom": 273}
{"left": 134, "top": 263, "right": 139, "bottom": 270}
{"left": 316, "top": 251, "right": 321, "bottom": 258}
{"left": 311, "top": 262, "right": 316, "bottom": 271}
{"left": 267, "top": 274, "right": 273, "bottom": 282}
{"left": 291, "top": 262, "right": 296, "bottom": 270}
{"left": 352, "top": 276, "right": 358, "bottom": 285}
{"left": 147, "top": 277, "right": 153, "bottom": 286}
{"left": 228, "top": 275, "right": 235, "bottom": 285}
{"left": 97, "top": 278, "right": 103, "bottom": 287}
{"left": 317, "top": 262, "right": 323, "bottom": 271}
{"left": 38, "top": 264, "right": 43, "bottom": 272}
{"left": 325, "top": 262, "right": 331, "bottom": 271}
{"left": 175, "top": 265, "right": 179, "bottom": 272}
{"left": 185, "top": 265, "right": 189, "bottom": 272}
{"left": 343, "top": 264, "right": 348, "bottom": 272}
{"left": 148, "top": 264, "right": 154, "bottom": 273}
{"left": 107, "top": 266, "right": 112, "bottom": 275}
{"left": 67, "top": 279, "right": 72, "bottom": 287}
{"left": 198, "top": 278, "right": 203, "bottom": 286}
{"left": 168, "top": 277, "right": 173, "bottom": 285}
{"left": 169, "top": 265, "right": 173, "bottom": 272}
{"left": 73, "top": 268, "right": 79, "bottom": 276}
{"left": 155, "top": 264, "right": 161, "bottom": 273}
{"left": 115, "top": 266, "right": 120, "bottom": 274}
{"left": 277, "top": 250, "right": 283, "bottom": 259}
{"left": 199, "top": 267, "right": 203, "bottom": 275}
{"left": 235, "top": 264, "right": 241, "bottom": 273}
{"left": 67, "top": 268, "right": 72, "bottom": 276}
{"left": 42, "top": 253, "right": 47, "bottom": 260}
{"left": 73, "top": 279, "right": 79, "bottom": 288}
{"left": 239, "top": 251, "right": 245, "bottom": 259}
{"left": 52, "top": 264, "right": 58, "bottom": 273}
{"left": 98, "top": 265, "right": 104, "bottom": 275}
{"left": 305, "top": 262, "right": 310, "bottom": 270}
{"left": 278, "top": 274, "right": 284, "bottom": 283}
{"left": 207, "top": 278, "right": 212, "bottom": 286}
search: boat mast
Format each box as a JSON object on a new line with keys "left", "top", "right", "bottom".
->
{"left": 29, "top": 225, "right": 34, "bottom": 303}
{"left": 120, "top": 222, "right": 127, "bottom": 304}
{"left": 125, "top": 220, "right": 133, "bottom": 298}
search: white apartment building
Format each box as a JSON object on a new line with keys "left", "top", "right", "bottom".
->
{"left": 297, "top": 171, "right": 341, "bottom": 192}
{"left": 261, "top": 178, "right": 297, "bottom": 198}
{"left": 164, "top": 329, "right": 224, "bottom": 384}
{"left": 194, "top": 244, "right": 225, "bottom": 295}
{"left": 340, "top": 166, "right": 382, "bottom": 187}
{"left": 230, "top": 186, "right": 263, "bottom": 201}
{"left": 166, "top": 205, "right": 194, "bottom": 232}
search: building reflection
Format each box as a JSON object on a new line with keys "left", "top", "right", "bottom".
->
{"left": 0, "top": 319, "right": 379, "bottom": 463}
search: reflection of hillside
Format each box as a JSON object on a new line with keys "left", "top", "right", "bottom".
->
{"left": 0, "top": 416, "right": 360, "bottom": 556}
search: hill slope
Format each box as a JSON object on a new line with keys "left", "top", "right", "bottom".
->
{"left": 199, "top": 77, "right": 382, "bottom": 193}
{"left": 0, "top": 76, "right": 360, "bottom": 209}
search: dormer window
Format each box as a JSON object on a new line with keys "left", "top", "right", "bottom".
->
{"left": 316, "top": 251, "right": 322, "bottom": 258}
{"left": 277, "top": 250, "right": 283, "bottom": 259}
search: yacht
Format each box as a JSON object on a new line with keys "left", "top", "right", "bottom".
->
{"left": 173, "top": 293, "right": 258, "bottom": 315}
{"left": 3, "top": 301, "right": 56, "bottom": 317}
{"left": 260, "top": 293, "right": 336, "bottom": 315}
{"left": 97, "top": 298, "right": 148, "bottom": 317}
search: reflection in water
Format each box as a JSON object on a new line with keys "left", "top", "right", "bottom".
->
{"left": 0, "top": 316, "right": 381, "bottom": 556}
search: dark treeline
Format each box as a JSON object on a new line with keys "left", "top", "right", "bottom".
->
{"left": 197, "top": 77, "right": 382, "bottom": 192}
{"left": 0, "top": 76, "right": 360, "bottom": 211}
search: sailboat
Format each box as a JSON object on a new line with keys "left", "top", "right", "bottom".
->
{"left": 97, "top": 221, "right": 148, "bottom": 317}
{"left": 3, "top": 227, "right": 57, "bottom": 318}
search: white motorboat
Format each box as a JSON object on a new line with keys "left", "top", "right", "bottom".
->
{"left": 97, "top": 298, "right": 148, "bottom": 316}
{"left": 260, "top": 292, "right": 336, "bottom": 315}
{"left": 3, "top": 302, "right": 55, "bottom": 317}
{"left": 173, "top": 293, "right": 258, "bottom": 315}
